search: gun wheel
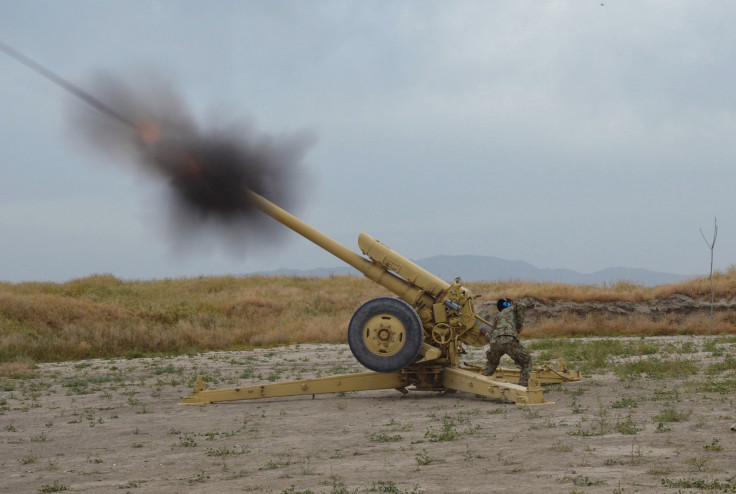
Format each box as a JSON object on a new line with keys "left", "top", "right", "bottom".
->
{"left": 348, "top": 297, "right": 424, "bottom": 373}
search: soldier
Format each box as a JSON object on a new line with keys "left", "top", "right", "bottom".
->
{"left": 479, "top": 298, "right": 532, "bottom": 387}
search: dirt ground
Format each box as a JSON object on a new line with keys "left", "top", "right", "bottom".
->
{"left": 1, "top": 337, "right": 735, "bottom": 494}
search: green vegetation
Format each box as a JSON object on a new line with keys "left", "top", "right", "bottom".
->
{"left": 423, "top": 413, "right": 479, "bottom": 442}
{"left": 660, "top": 477, "right": 736, "bottom": 491}
{"left": 615, "top": 414, "right": 642, "bottom": 435}
{"left": 615, "top": 357, "right": 700, "bottom": 381}
{"left": 654, "top": 407, "right": 690, "bottom": 423}
{"left": 611, "top": 397, "right": 638, "bottom": 409}
{"left": 38, "top": 481, "right": 68, "bottom": 493}
{"left": 369, "top": 432, "right": 403, "bottom": 443}
{"left": 415, "top": 448, "right": 434, "bottom": 466}
{"left": 703, "top": 439, "right": 724, "bottom": 452}
{"left": 557, "top": 474, "right": 605, "bottom": 487}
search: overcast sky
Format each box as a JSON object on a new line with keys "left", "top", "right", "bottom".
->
{"left": 1, "top": 1, "right": 734, "bottom": 283}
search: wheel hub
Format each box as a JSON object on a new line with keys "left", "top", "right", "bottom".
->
{"left": 362, "top": 314, "right": 406, "bottom": 357}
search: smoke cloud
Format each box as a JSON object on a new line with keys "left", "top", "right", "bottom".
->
{"left": 70, "top": 69, "right": 314, "bottom": 254}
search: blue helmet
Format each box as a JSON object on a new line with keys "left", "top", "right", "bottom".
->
{"left": 496, "top": 298, "right": 512, "bottom": 311}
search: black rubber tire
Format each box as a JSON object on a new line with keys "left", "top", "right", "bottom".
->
{"left": 348, "top": 297, "right": 424, "bottom": 372}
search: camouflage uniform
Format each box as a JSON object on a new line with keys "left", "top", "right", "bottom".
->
{"left": 483, "top": 305, "right": 532, "bottom": 387}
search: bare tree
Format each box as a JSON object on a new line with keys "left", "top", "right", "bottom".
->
{"left": 700, "top": 217, "right": 718, "bottom": 334}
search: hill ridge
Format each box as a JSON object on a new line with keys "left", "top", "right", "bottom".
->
{"left": 256, "top": 254, "right": 693, "bottom": 287}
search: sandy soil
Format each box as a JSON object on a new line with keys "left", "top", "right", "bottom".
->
{"left": 1, "top": 337, "right": 735, "bottom": 494}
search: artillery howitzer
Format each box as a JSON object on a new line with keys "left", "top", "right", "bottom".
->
{"left": 181, "top": 191, "right": 579, "bottom": 406}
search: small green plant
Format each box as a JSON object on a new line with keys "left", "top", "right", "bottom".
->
{"left": 655, "top": 421, "right": 672, "bottom": 433}
{"left": 366, "top": 480, "right": 423, "bottom": 493}
{"left": 558, "top": 474, "right": 605, "bottom": 487}
{"left": 385, "top": 418, "right": 412, "bottom": 432}
{"left": 568, "top": 425, "right": 603, "bottom": 437}
{"left": 301, "top": 456, "right": 315, "bottom": 475}
{"left": 570, "top": 399, "right": 587, "bottom": 414}
{"left": 325, "top": 480, "right": 350, "bottom": 494}
{"left": 661, "top": 477, "right": 736, "bottom": 490}
{"left": 424, "top": 414, "right": 478, "bottom": 442}
{"left": 415, "top": 448, "right": 433, "bottom": 466}
{"left": 550, "top": 440, "right": 573, "bottom": 452}
{"left": 703, "top": 438, "right": 724, "bottom": 451}
{"left": 630, "top": 443, "right": 643, "bottom": 465}
{"left": 266, "top": 370, "right": 283, "bottom": 382}
{"left": 611, "top": 397, "right": 638, "bottom": 409}
{"left": 206, "top": 446, "right": 247, "bottom": 457}
{"left": 154, "top": 363, "right": 178, "bottom": 375}
{"left": 30, "top": 432, "right": 48, "bottom": 443}
{"left": 650, "top": 388, "right": 680, "bottom": 401}
{"left": 595, "top": 399, "right": 610, "bottom": 434}
{"left": 654, "top": 407, "right": 690, "bottom": 423}
{"left": 424, "top": 420, "right": 457, "bottom": 442}
{"left": 261, "top": 454, "right": 292, "bottom": 470}
{"left": 20, "top": 454, "right": 37, "bottom": 465}
{"left": 463, "top": 444, "right": 475, "bottom": 461}
{"left": 119, "top": 480, "right": 145, "bottom": 489}
{"left": 684, "top": 455, "right": 711, "bottom": 472}
{"left": 39, "top": 481, "right": 68, "bottom": 493}
{"left": 62, "top": 378, "right": 88, "bottom": 390}
{"left": 280, "top": 486, "right": 314, "bottom": 494}
{"left": 369, "top": 432, "right": 403, "bottom": 443}
{"left": 186, "top": 470, "right": 209, "bottom": 484}
{"left": 178, "top": 433, "right": 198, "bottom": 447}
{"left": 615, "top": 414, "right": 641, "bottom": 435}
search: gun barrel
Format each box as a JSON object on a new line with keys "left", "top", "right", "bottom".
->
{"left": 245, "top": 190, "right": 433, "bottom": 307}
{"left": 357, "top": 233, "right": 449, "bottom": 296}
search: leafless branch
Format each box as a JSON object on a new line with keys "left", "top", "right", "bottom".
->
{"left": 700, "top": 217, "right": 718, "bottom": 334}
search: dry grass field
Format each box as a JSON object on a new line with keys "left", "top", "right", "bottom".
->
{"left": 1, "top": 267, "right": 736, "bottom": 371}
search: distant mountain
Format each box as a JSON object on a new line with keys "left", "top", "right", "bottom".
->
{"left": 254, "top": 254, "right": 694, "bottom": 287}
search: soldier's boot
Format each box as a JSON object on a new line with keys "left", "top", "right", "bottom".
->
{"left": 484, "top": 348, "right": 502, "bottom": 377}
{"left": 518, "top": 364, "right": 531, "bottom": 387}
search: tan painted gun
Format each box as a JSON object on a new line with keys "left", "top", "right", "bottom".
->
{"left": 181, "top": 191, "right": 580, "bottom": 406}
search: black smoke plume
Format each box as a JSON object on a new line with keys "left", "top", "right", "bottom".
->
{"left": 71, "top": 70, "right": 314, "bottom": 253}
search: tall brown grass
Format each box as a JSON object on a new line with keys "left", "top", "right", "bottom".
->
{"left": 470, "top": 264, "right": 736, "bottom": 303}
{"left": 527, "top": 312, "right": 736, "bottom": 338}
{"left": 1, "top": 267, "right": 734, "bottom": 366}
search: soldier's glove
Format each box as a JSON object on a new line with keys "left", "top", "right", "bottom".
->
{"left": 479, "top": 328, "right": 489, "bottom": 337}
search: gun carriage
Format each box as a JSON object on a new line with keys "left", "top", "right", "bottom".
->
{"left": 181, "top": 191, "right": 579, "bottom": 406}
